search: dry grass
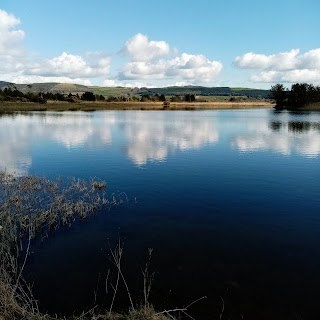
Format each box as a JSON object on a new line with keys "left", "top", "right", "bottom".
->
{"left": 0, "top": 171, "right": 127, "bottom": 320}
{"left": 0, "top": 100, "right": 274, "bottom": 113}
{"left": 0, "top": 172, "right": 187, "bottom": 320}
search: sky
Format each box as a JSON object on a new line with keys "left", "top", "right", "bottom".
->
{"left": 1, "top": 0, "right": 320, "bottom": 89}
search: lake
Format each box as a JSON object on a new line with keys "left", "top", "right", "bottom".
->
{"left": 1, "top": 109, "right": 320, "bottom": 320}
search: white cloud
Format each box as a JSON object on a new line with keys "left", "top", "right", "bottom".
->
{"left": 102, "top": 79, "right": 148, "bottom": 88}
{"left": 0, "top": 9, "right": 26, "bottom": 76}
{"left": 3, "top": 74, "right": 92, "bottom": 86}
{"left": 1, "top": 10, "right": 222, "bottom": 86}
{"left": 250, "top": 69, "right": 320, "bottom": 83}
{"left": 25, "top": 52, "right": 111, "bottom": 79}
{"left": 234, "top": 48, "right": 320, "bottom": 84}
{"left": 0, "top": 9, "right": 25, "bottom": 58}
{"left": 122, "top": 33, "right": 171, "bottom": 62}
{"left": 0, "top": 9, "right": 110, "bottom": 84}
{"left": 234, "top": 49, "right": 300, "bottom": 70}
{"left": 166, "top": 53, "right": 223, "bottom": 82}
{"left": 119, "top": 36, "right": 223, "bottom": 83}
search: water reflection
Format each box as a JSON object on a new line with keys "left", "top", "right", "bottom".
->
{"left": 0, "top": 111, "right": 219, "bottom": 173}
{"left": 2, "top": 110, "right": 320, "bottom": 175}
{"left": 233, "top": 118, "right": 320, "bottom": 157}
{"left": 118, "top": 112, "right": 219, "bottom": 165}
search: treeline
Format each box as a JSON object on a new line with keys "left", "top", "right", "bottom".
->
{"left": 0, "top": 87, "right": 47, "bottom": 103}
{"left": 147, "top": 86, "right": 270, "bottom": 98}
{"left": 138, "top": 93, "right": 196, "bottom": 102}
{"left": 270, "top": 83, "right": 320, "bottom": 109}
{"left": 0, "top": 87, "right": 199, "bottom": 104}
{"left": 0, "top": 87, "right": 106, "bottom": 103}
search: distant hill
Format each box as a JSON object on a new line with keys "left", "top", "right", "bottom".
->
{"left": 14, "top": 82, "right": 89, "bottom": 94}
{"left": 141, "top": 86, "right": 270, "bottom": 98}
{"left": 0, "top": 81, "right": 12, "bottom": 89}
{"left": 0, "top": 81, "right": 270, "bottom": 99}
{"left": 89, "top": 86, "right": 133, "bottom": 97}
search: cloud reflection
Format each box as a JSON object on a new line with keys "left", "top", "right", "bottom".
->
{"left": 0, "top": 112, "right": 115, "bottom": 174}
{"left": 0, "top": 111, "right": 219, "bottom": 173}
{"left": 0, "top": 115, "right": 33, "bottom": 175}
{"left": 120, "top": 112, "right": 219, "bottom": 165}
{"left": 232, "top": 120, "right": 320, "bottom": 157}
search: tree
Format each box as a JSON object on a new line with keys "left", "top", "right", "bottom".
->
{"left": 184, "top": 94, "right": 196, "bottom": 102}
{"left": 81, "top": 91, "right": 96, "bottom": 101}
{"left": 270, "top": 84, "right": 287, "bottom": 108}
{"left": 270, "top": 83, "right": 320, "bottom": 109}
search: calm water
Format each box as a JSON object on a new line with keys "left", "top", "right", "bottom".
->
{"left": 1, "top": 109, "right": 320, "bottom": 319}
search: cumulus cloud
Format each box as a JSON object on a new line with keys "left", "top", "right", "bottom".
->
{"left": 1, "top": 9, "right": 222, "bottom": 86}
{"left": 26, "top": 52, "right": 111, "bottom": 79}
{"left": 3, "top": 74, "right": 92, "bottom": 86}
{"left": 234, "top": 48, "right": 320, "bottom": 83}
{"left": 0, "top": 9, "right": 26, "bottom": 76}
{"left": 234, "top": 49, "right": 300, "bottom": 70}
{"left": 250, "top": 69, "right": 320, "bottom": 83}
{"left": 122, "top": 33, "right": 171, "bottom": 62}
{"left": 0, "top": 9, "right": 111, "bottom": 84}
{"left": 119, "top": 35, "right": 223, "bottom": 83}
{"left": 0, "top": 9, "right": 25, "bottom": 57}
{"left": 102, "top": 79, "right": 148, "bottom": 88}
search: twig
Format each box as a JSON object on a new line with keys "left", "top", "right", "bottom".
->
{"left": 185, "top": 295, "right": 207, "bottom": 309}
{"left": 108, "top": 237, "right": 134, "bottom": 310}
{"left": 93, "top": 273, "right": 100, "bottom": 306}
{"left": 105, "top": 269, "right": 110, "bottom": 294}
{"left": 220, "top": 296, "right": 225, "bottom": 320}
{"left": 12, "top": 225, "right": 32, "bottom": 296}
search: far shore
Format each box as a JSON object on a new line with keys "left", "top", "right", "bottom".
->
{"left": 0, "top": 100, "right": 275, "bottom": 112}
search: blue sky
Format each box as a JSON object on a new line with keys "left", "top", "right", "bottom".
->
{"left": 1, "top": 0, "right": 319, "bottom": 88}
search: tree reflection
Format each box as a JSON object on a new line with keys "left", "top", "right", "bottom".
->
{"left": 268, "top": 121, "right": 283, "bottom": 131}
{"left": 288, "top": 121, "right": 311, "bottom": 133}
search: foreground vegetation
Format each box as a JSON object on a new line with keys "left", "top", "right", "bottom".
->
{"left": 0, "top": 172, "right": 208, "bottom": 320}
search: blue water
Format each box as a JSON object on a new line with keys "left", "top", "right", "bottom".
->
{"left": 1, "top": 109, "right": 320, "bottom": 319}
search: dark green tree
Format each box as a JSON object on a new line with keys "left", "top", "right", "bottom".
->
{"left": 289, "top": 83, "right": 308, "bottom": 108}
{"left": 270, "top": 84, "right": 287, "bottom": 108}
{"left": 81, "top": 91, "right": 96, "bottom": 101}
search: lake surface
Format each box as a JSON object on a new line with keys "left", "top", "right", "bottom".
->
{"left": 1, "top": 109, "right": 320, "bottom": 320}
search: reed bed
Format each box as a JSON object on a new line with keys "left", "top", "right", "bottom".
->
{"left": 0, "top": 172, "right": 184, "bottom": 320}
{"left": 0, "top": 171, "right": 127, "bottom": 320}
{"left": 0, "top": 172, "right": 205, "bottom": 320}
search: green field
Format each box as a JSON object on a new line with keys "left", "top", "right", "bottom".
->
{"left": 89, "top": 86, "right": 133, "bottom": 96}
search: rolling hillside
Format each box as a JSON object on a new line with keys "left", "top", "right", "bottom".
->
{"left": 0, "top": 81, "right": 270, "bottom": 99}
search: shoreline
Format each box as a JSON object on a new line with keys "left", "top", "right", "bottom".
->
{"left": 0, "top": 101, "right": 275, "bottom": 112}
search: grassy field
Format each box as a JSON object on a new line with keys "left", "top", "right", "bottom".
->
{"left": 89, "top": 86, "right": 133, "bottom": 96}
{"left": 0, "top": 100, "right": 275, "bottom": 113}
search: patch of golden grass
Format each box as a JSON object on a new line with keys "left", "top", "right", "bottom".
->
{"left": 0, "top": 100, "right": 274, "bottom": 113}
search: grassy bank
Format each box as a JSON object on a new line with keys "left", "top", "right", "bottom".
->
{"left": 303, "top": 102, "right": 320, "bottom": 110}
{"left": 0, "top": 100, "right": 274, "bottom": 113}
